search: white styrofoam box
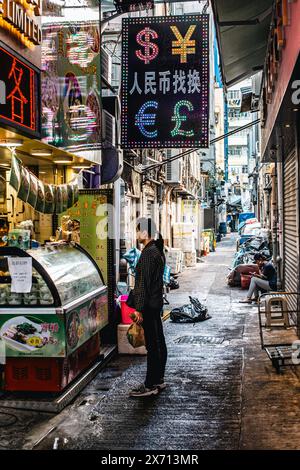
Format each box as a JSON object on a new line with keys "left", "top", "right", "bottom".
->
{"left": 182, "top": 224, "right": 197, "bottom": 239}
{"left": 167, "top": 248, "right": 184, "bottom": 270}
{"left": 167, "top": 260, "right": 180, "bottom": 267}
{"left": 173, "top": 239, "right": 183, "bottom": 249}
{"left": 166, "top": 249, "right": 182, "bottom": 259}
{"left": 167, "top": 249, "right": 181, "bottom": 257}
{"left": 184, "top": 251, "right": 197, "bottom": 267}
{"left": 185, "top": 250, "right": 196, "bottom": 259}
{"left": 172, "top": 223, "right": 183, "bottom": 238}
{"left": 172, "top": 223, "right": 198, "bottom": 241}
{"left": 182, "top": 238, "right": 195, "bottom": 252}
{"left": 184, "top": 261, "right": 196, "bottom": 268}
{"left": 117, "top": 324, "right": 147, "bottom": 355}
{"left": 185, "top": 261, "right": 196, "bottom": 268}
{"left": 167, "top": 259, "right": 178, "bottom": 267}
{"left": 168, "top": 265, "right": 180, "bottom": 274}
{"left": 185, "top": 259, "right": 196, "bottom": 265}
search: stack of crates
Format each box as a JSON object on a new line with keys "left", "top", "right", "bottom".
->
{"left": 184, "top": 251, "right": 197, "bottom": 267}
{"left": 173, "top": 223, "right": 197, "bottom": 267}
{"left": 166, "top": 248, "right": 184, "bottom": 274}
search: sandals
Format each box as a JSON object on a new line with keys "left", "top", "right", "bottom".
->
{"left": 239, "top": 298, "right": 252, "bottom": 304}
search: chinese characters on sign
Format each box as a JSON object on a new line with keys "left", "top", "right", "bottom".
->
{"left": 114, "top": 0, "right": 154, "bottom": 14}
{"left": 121, "top": 15, "right": 209, "bottom": 149}
{"left": 0, "top": 44, "right": 40, "bottom": 137}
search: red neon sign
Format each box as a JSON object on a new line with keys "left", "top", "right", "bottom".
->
{"left": 0, "top": 45, "right": 40, "bottom": 137}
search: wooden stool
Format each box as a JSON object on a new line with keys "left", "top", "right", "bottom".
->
{"left": 265, "top": 294, "right": 289, "bottom": 328}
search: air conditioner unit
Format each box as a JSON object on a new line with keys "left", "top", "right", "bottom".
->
{"left": 101, "top": 47, "right": 112, "bottom": 83}
{"left": 102, "top": 110, "right": 116, "bottom": 148}
{"left": 165, "top": 149, "right": 182, "bottom": 184}
{"left": 252, "top": 71, "right": 263, "bottom": 98}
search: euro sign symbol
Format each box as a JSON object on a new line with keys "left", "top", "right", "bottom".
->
{"left": 136, "top": 27, "right": 159, "bottom": 65}
{"left": 135, "top": 101, "right": 158, "bottom": 138}
{"left": 171, "top": 101, "right": 194, "bottom": 137}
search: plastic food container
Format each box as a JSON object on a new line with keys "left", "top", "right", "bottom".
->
{"left": 40, "top": 297, "right": 53, "bottom": 305}
{"left": 23, "top": 294, "right": 38, "bottom": 305}
{"left": 120, "top": 295, "right": 135, "bottom": 324}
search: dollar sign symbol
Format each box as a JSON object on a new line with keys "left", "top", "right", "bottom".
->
{"left": 136, "top": 27, "right": 159, "bottom": 65}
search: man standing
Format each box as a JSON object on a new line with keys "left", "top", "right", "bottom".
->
{"left": 239, "top": 253, "right": 277, "bottom": 303}
{"left": 128, "top": 217, "right": 167, "bottom": 398}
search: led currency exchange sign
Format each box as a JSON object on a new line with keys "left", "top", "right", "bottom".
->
{"left": 121, "top": 15, "right": 209, "bottom": 149}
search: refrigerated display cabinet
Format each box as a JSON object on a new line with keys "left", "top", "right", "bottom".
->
{"left": 0, "top": 242, "right": 108, "bottom": 392}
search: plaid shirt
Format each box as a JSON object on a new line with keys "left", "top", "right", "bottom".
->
{"left": 133, "top": 240, "right": 165, "bottom": 313}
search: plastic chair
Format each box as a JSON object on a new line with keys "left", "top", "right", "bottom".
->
{"left": 264, "top": 294, "right": 290, "bottom": 328}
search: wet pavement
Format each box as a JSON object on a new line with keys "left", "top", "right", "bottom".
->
{"left": 2, "top": 233, "right": 300, "bottom": 450}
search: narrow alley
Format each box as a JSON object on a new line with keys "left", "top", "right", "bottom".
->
{"left": 1, "top": 0, "right": 300, "bottom": 459}
{"left": 2, "top": 235, "right": 298, "bottom": 451}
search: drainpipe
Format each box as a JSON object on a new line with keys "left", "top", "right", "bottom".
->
{"left": 276, "top": 127, "right": 284, "bottom": 289}
{"left": 271, "top": 164, "right": 278, "bottom": 276}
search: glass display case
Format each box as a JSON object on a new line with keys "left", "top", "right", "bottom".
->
{"left": 28, "top": 244, "right": 104, "bottom": 306}
{"left": 0, "top": 243, "right": 108, "bottom": 359}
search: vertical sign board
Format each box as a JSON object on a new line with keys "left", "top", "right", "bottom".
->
{"left": 0, "top": 43, "right": 40, "bottom": 138}
{"left": 63, "top": 192, "right": 108, "bottom": 284}
{"left": 121, "top": 15, "right": 209, "bottom": 149}
{"left": 63, "top": 189, "right": 115, "bottom": 327}
{"left": 41, "top": 21, "right": 101, "bottom": 153}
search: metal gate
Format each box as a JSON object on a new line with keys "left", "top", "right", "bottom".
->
{"left": 283, "top": 150, "right": 298, "bottom": 310}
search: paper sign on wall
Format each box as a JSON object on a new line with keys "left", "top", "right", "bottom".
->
{"left": 8, "top": 257, "right": 32, "bottom": 293}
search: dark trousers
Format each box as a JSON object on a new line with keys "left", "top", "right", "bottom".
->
{"left": 142, "top": 308, "right": 167, "bottom": 388}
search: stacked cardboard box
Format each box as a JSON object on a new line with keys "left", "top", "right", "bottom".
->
{"left": 173, "top": 223, "right": 197, "bottom": 252}
{"left": 182, "top": 238, "right": 196, "bottom": 252}
{"left": 166, "top": 248, "right": 184, "bottom": 274}
{"left": 184, "top": 251, "right": 197, "bottom": 267}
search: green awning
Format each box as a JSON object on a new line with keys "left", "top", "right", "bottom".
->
{"left": 211, "top": 0, "right": 274, "bottom": 88}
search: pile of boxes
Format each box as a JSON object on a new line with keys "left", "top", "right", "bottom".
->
{"left": 184, "top": 251, "right": 197, "bottom": 267}
{"left": 166, "top": 248, "right": 184, "bottom": 274}
{"left": 172, "top": 223, "right": 197, "bottom": 268}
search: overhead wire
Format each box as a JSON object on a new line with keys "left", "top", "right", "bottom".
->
{"left": 142, "top": 118, "right": 261, "bottom": 173}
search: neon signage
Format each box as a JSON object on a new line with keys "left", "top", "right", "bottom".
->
{"left": 41, "top": 22, "right": 101, "bottom": 152}
{"left": 0, "top": 0, "right": 42, "bottom": 48}
{"left": 0, "top": 44, "right": 40, "bottom": 137}
{"left": 121, "top": 15, "right": 209, "bottom": 149}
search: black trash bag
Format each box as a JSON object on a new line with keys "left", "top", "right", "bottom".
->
{"left": 170, "top": 296, "right": 211, "bottom": 323}
{"left": 169, "top": 276, "right": 180, "bottom": 290}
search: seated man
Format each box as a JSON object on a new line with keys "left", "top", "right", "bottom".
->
{"left": 239, "top": 253, "right": 277, "bottom": 303}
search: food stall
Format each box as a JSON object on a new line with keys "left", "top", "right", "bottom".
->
{"left": 0, "top": 242, "right": 108, "bottom": 392}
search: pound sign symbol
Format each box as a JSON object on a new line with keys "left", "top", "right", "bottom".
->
{"left": 136, "top": 27, "right": 159, "bottom": 65}
{"left": 171, "top": 100, "right": 194, "bottom": 137}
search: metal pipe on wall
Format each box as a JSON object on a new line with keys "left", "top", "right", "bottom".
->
{"left": 271, "top": 164, "right": 278, "bottom": 274}
{"left": 276, "top": 125, "right": 284, "bottom": 289}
